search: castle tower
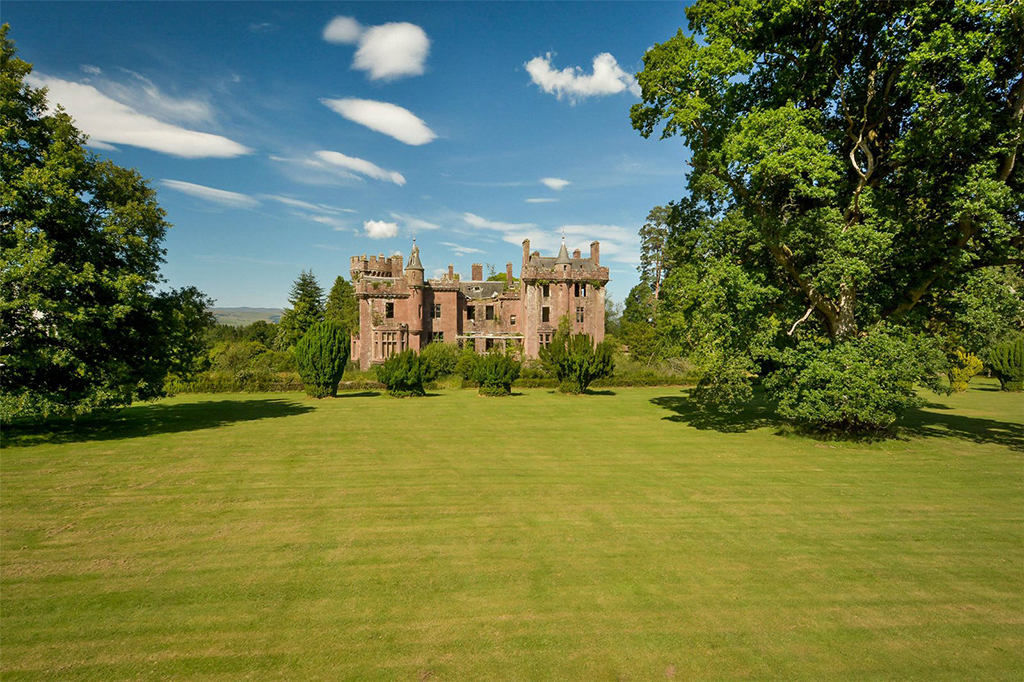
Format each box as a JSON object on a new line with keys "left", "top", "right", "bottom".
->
{"left": 405, "top": 239, "right": 425, "bottom": 351}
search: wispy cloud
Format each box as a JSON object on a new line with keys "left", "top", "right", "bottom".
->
{"left": 81, "top": 64, "right": 102, "bottom": 75}
{"left": 314, "top": 150, "right": 406, "bottom": 185}
{"left": 364, "top": 219, "right": 399, "bottom": 239}
{"left": 261, "top": 194, "right": 357, "bottom": 214}
{"left": 540, "top": 177, "right": 571, "bottom": 190}
{"left": 323, "top": 16, "right": 430, "bottom": 81}
{"left": 525, "top": 198, "right": 559, "bottom": 203}
{"left": 526, "top": 52, "right": 640, "bottom": 103}
{"left": 321, "top": 98, "right": 436, "bottom": 146}
{"left": 441, "top": 241, "right": 485, "bottom": 255}
{"left": 293, "top": 212, "right": 350, "bottom": 231}
{"left": 162, "top": 179, "right": 259, "bottom": 209}
{"left": 28, "top": 74, "right": 251, "bottom": 158}
{"left": 389, "top": 212, "right": 440, "bottom": 231}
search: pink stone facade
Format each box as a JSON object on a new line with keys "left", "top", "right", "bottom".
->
{"left": 350, "top": 239, "right": 609, "bottom": 369}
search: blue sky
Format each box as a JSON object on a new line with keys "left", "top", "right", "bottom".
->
{"left": 6, "top": 2, "right": 692, "bottom": 307}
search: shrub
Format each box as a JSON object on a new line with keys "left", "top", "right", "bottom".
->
{"left": 989, "top": 338, "right": 1024, "bottom": 391}
{"left": 376, "top": 349, "right": 426, "bottom": 397}
{"left": 455, "top": 347, "right": 479, "bottom": 380}
{"left": 295, "top": 320, "right": 350, "bottom": 398}
{"left": 540, "top": 332, "right": 615, "bottom": 394}
{"left": 472, "top": 353, "right": 521, "bottom": 396}
{"left": 764, "top": 331, "right": 948, "bottom": 433}
{"left": 947, "top": 347, "right": 984, "bottom": 392}
{"left": 420, "top": 342, "right": 462, "bottom": 381}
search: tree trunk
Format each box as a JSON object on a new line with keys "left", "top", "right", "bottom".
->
{"left": 834, "top": 283, "right": 858, "bottom": 340}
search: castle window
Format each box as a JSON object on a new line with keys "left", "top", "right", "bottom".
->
{"left": 574, "top": 283, "right": 579, "bottom": 297}
{"left": 542, "top": 284, "right": 550, "bottom": 297}
{"left": 539, "top": 332, "right": 552, "bottom": 347}
{"left": 485, "top": 305, "right": 494, "bottom": 320}
{"left": 576, "top": 306, "right": 585, "bottom": 323}
{"left": 485, "top": 338, "right": 495, "bottom": 350}
{"left": 432, "top": 332, "right": 444, "bottom": 343}
{"left": 385, "top": 302, "right": 394, "bottom": 319}
{"left": 510, "top": 315, "right": 516, "bottom": 326}
{"left": 418, "top": 304, "right": 422, "bottom": 317}
{"left": 467, "top": 306, "right": 475, "bottom": 320}
{"left": 432, "top": 304, "right": 442, "bottom": 319}
{"left": 542, "top": 306, "right": 550, "bottom": 323}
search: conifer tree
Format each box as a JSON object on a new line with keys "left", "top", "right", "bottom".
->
{"left": 275, "top": 270, "right": 324, "bottom": 349}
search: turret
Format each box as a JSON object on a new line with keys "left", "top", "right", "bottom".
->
{"left": 406, "top": 239, "right": 424, "bottom": 287}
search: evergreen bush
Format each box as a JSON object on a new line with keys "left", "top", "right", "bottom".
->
{"left": 989, "top": 339, "right": 1024, "bottom": 392}
{"left": 376, "top": 350, "right": 426, "bottom": 397}
{"left": 420, "top": 342, "right": 462, "bottom": 381}
{"left": 472, "top": 353, "right": 521, "bottom": 396}
{"left": 455, "top": 347, "right": 479, "bottom": 380}
{"left": 540, "top": 332, "right": 615, "bottom": 394}
{"left": 295, "top": 320, "right": 350, "bottom": 398}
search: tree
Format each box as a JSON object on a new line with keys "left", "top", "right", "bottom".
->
{"left": 989, "top": 339, "right": 1024, "bottom": 392}
{"left": 325, "top": 275, "right": 359, "bottom": 339}
{"left": 630, "top": 2, "right": 1022, "bottom": 427}
{"left": 539, "top": 330, "right": 615, "bottom": 394}
{"left": 275, "top": 270, "right": 324, "bottom": 349}
{"left": 295, "top": 320, "right": 350, "bottom": 398}
{"left": 471, "top": 352, "right": 521, "bottom": 396}
{"left": 376, "top": 349, "right": 426, "bottom": 397}
{"left": 638, "top": 204, "right": 673, "bottom": 301}
{"left": 620, "top": 283, "right": 661, "bottom": 365}
{"left": 0, "top": 26, "right": 214, "bottom": 421}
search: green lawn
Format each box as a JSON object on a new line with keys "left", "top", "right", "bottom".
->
{"left": 2, "top": 380, "right": 1022, "bottom": 680}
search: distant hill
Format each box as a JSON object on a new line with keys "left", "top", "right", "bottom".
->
{"left": 210, "top": 307, "right": 283, "bottom": 326}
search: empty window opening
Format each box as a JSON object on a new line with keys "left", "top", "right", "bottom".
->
{"left": 542, "top": 284, "right": 550, "bottom": 297}
{"left": 510, "top": 315, "right": 517, "bottom": 326}
{"left": 485, "top": 305, "right": 495, "bottom": 320}
{"left": 542, "top": 306, "right": 550, "bottom": 323}
{"left": 385, "top": 302, "right": 394, "bottom": 319}
{"left": 466, "top": 306, "right": 475, "bottom": 320}
{"left": 432, "top": 332, "right": 444, "bottom": 343}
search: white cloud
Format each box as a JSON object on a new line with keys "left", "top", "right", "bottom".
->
{"left": 525, "top": 52, "right": 641, "bottom": 103}
{"left": 463, "top": 213, "right": 538, "bottom": 233}
{"left": 321, "top": 98, "right": 436, "bottom": 146}
{"left": 525, "top": 198, "right": 559, "bottom": 203}
{"left": 28, "top": 74, "right": 251, "bottom": 158}
{"left": 441, "top": 241, "right": 485, "bottom": 255}
{"left": 81, "top": 64, "right": 102, "bottom": 75}
{"left": 323, "top": 16, "right": 430, "bottom": 81}
{"left": 364, "top": 219, "right": 399, "bottom": 239}
{"left": 295, "top": 212, "right": 350, "bottom": 231}
{"left": 162, "top": 180, "right": 259, "bottom": 209}
{"left": 314, "top": 150, "right": 406, "bottom": 185}
{"left": 389, "top": 212, "right": 440, "bottom": 231}
{"left": 262, "top": 195, "right": 357, "bottom": 214}
{"left": 323, "top": 16, "right": 363, "bottom": 44}
{"left": 106, "top": 69, "right": 214, "bottom": 124}
{"left": 540, "top": 177, "right": 571, "bottom": 190}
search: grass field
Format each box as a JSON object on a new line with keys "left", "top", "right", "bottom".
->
{"left": 2, "top": 380, "right": 1022, "bottom": 680}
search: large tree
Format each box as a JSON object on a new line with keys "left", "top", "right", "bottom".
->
{"left": 275, "top": 270, "right": 325, "bottom": 349}
{"left": 630, "top": 1, "right": 1022, "bottom": 422}
{"left": 632, "top": 0, "right": 1021, "bottom": 339}
{"left": 0, "top": 26, "right": 214, "bottom": 421}
{"left": 324, "top": 275, "right": 359, "bottom": 339}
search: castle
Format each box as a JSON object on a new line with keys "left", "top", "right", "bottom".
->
{"left": 350, "top": 238, "right": 609, "bottom": 369}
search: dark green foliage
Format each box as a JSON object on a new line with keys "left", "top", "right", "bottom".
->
{"left": 989, "top": 339, "right": 1024, "bottom": 392}
{"left": 764, "top": 332, "right": 948, "bottom": 433}
{"left": 325, "top": 275, "right": 359, "bottom": 337}
{"left": 275, "top": 270, "right": 324, "bottom": 349}
{"left": 455, "top": 347, "right": 479, "bottom": 380}
{"left": 0, "top": 28, "right": 214, "bottom": 421}
{"left": 540, "top": 332, "right": 615, "bottom": 394}
{"left": 295, "top": 321, "right": 350, "bottom": 398}
{"left": 629, "top": 1, "right": 1022, "bottom": 431}
{"left": 420, "top": 342, "right": 462, "bottom": 381}
{"left": 472, "top": 353, "right": 521, "bottom": 396}
{"left": 376, "top": 349, "right": 426, "bottom": 397}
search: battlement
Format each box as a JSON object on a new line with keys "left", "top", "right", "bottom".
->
{"left": 350, "top": 253, "right": 402, "bottom": 278}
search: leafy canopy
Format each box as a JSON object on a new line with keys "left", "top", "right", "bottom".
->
{"left": 0, "top": 25, "right": 214, "bottom": 421}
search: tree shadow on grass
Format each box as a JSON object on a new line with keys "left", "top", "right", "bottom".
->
{"left": 334, "top": 391, "right": 381, "bottom": 398}
{"left": 899, "top": 405, "right": 1024, "bottom": 452}
{"left": 3, "top": 398, "right": 316, "bottom": 448}
{"left": 584, "top": 389, "right": 617, "bottom": 396}
{"left": 651, "top": 389, "right": 1024, "bottom": 450}
{"left": 651, "top": 390, "right": 781, "bottom": 434}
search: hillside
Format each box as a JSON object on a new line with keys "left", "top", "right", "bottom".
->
{"left": 210, "top": 307, "right": 283, "bottom": 326}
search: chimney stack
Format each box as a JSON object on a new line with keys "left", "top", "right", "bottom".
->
{"left": 522, "top": 239, "right": 530, "bottom": 267}
{"left": 393, "top": 254, "right": 403, "bottom": 276}
{"left": 506, "top": 262, "right": 514, "bottom": 284}
{"left": 448, "top": 264, "right": 454, "bottom": 280}
{"left": 573, "top": 248, "right": 581, "bottom": 259}
{"left": 472, "top": 263, "right": 483, "bottom": 281}
{"left": 590, "top": 241, "right": 600, "bottom": 265}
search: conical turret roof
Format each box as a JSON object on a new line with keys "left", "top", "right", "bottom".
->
{"left": 554, "top": 237, "right": 571, "bottom": 265}
{"left": 407, "top": 239, "right": 424, "bottom": 271}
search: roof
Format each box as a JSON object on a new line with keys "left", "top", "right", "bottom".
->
{"left": 528, "top": 255, "right": 602, "bottom": 273}
{"left": 459, "top": 281, "right": 507, "bottom": 299}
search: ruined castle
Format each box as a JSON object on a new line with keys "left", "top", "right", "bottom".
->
{"left": 350, "top": 238, "right": 609, "bottom": 369}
